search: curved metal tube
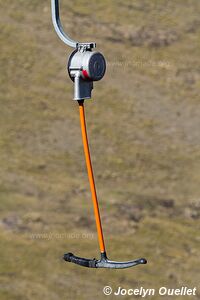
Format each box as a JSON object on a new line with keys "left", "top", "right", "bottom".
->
{"left": 51, "top": 0, "right": 78, "bottom": 48}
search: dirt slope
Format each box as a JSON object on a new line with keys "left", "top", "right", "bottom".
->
{"left": 0, "top": 1, "right": 200, "bottom": 299}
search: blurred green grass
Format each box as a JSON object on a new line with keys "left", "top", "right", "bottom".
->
{"left": 0, "top": 0, "right": 200, "bottom": 299}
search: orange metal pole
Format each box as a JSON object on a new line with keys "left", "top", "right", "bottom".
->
{"left": 78, "top": 100, "right": 106, "bottom": 253}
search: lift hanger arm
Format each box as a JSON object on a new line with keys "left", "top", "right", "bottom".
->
{"left": 51, "top": 0, "right": 78, "bottom": 48}
{"left": 51, "top": 0, "right": 96, "bottom": 50}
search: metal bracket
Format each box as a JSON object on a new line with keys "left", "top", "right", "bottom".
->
{"left": 78, "top": 43, "right": 96, "bottom": 52}
{"left": 71, "top": 70, "right": 93, "bottom": 100}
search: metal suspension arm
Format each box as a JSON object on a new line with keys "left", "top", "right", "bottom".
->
{"left": 51, "top": 0, "right": 96, "bottom": 50}
{"left": 51, "top": 0, "right": 78, "bottom": 48}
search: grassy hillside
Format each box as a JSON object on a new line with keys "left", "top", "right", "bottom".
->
{"left": 0, "top": 0, "right": 200, "bottom": 299}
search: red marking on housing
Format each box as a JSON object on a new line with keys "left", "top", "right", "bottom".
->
{"left": 82, "top": 70, "right": 90, "bottom": 79}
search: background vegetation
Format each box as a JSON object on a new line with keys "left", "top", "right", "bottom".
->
{"left": 0, "top": 0, "right": 200, "bottom": 299}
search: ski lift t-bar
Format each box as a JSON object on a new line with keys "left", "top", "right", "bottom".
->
{"left": 51, "top": 0, "right": 147, "bottom": 269}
